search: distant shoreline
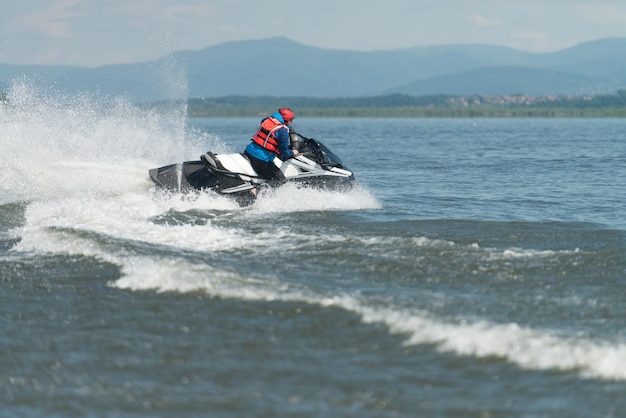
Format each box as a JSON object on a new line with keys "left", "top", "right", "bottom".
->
{"left": 187, "top": 107, "right": 626, "bottom": 118}
{"left": 184, "top": 93, "right": 626, "bottom": 118}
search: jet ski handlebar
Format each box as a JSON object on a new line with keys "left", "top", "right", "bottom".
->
{"left": 286, "top": 132, "right": 324, "bottom": 162}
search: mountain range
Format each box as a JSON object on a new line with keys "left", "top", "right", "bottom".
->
{"left": 2, "top": 37, "right": 626, "bottom": 101}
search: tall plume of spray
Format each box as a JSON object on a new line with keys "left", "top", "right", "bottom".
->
{"left": 0, "top": 42, "right": 206, "bottom": 204}
{"left": 143, "top": 35, "right": 193, "bottom": 189}
{"left": 144, "top": 48, "right": 190, "bottom": 189}
{"left": 146, "top": 46, "right": 190, "bottom": 150}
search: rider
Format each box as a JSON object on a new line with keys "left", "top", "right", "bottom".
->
{"left": 244, "top": 108, "right": 299, "bottom": 181}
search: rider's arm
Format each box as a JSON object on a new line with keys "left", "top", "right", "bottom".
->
{"left": 275, "top": 127, "right": 298, "bottom": 157}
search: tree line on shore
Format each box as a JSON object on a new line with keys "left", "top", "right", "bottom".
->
{"left": 186, "top": 91, "right": 626, "bottom": 117}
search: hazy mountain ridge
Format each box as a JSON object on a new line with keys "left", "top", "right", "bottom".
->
{"left": 2, "top": 37, "right": 626, "bottom": 100}
{"left": 390, "top": 66, "right": 606, "bottom": 96}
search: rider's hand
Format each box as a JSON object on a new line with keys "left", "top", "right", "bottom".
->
{"left": 292, "top": 149, "right": 299, "bottom": 156}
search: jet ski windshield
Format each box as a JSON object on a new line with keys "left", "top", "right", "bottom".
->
{"left": 291, "top": 133, "right": 346, "bottom": 169}
{"left": 313, "top": 139, "right": 345, "bottom": 168}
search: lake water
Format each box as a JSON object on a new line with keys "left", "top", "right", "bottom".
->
{"left": 2, "top": 87, "right": 626, "bottom": 417}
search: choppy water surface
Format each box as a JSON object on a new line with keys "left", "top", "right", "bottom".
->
{"left": 1, "top": 85, "right": 626, "bottom": 417}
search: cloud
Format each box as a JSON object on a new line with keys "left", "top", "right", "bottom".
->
{"left": 471, "top": 15, "right": 503, "bottom": 27}
{"left": 162, "top": 4, "right": 215, "bottom": 23}
{"left": 105, "top": 1, "right": 216, "bottom": 25}
{"left": 18, "top": 0, "right": 83, "bottom": 39}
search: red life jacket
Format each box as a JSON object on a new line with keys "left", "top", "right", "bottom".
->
{"left": 251, "top": 116, "right": 286, "bottom": 154}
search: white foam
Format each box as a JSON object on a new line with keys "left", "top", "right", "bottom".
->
{"left": 249, "top": 182, "right": 381, "bottom": 214}
{"left": 13, "top": 192, "right": 253, "bottom": 257}
{"left": 500, "top": 247, "right": 580, "bottom": 259}
{"left": 108, "top": 258, "right": 626, "bottom": 382}
{"left": 115, "top": 257, "right": 242, "bottom": 294}
{"left": 331, "top": 300, "right": 626, "bottom": 381}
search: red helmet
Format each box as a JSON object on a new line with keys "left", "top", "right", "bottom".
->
{"left": 278, "top": 108, "right": 295, "bottom": 122}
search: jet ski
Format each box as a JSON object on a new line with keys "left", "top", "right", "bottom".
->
{"left": 148, "top": 132, "right": 356, "bottom": 205}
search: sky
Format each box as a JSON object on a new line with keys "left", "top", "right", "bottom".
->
{"left": 3, "top": 0, "right": 626, "bottom": 67}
